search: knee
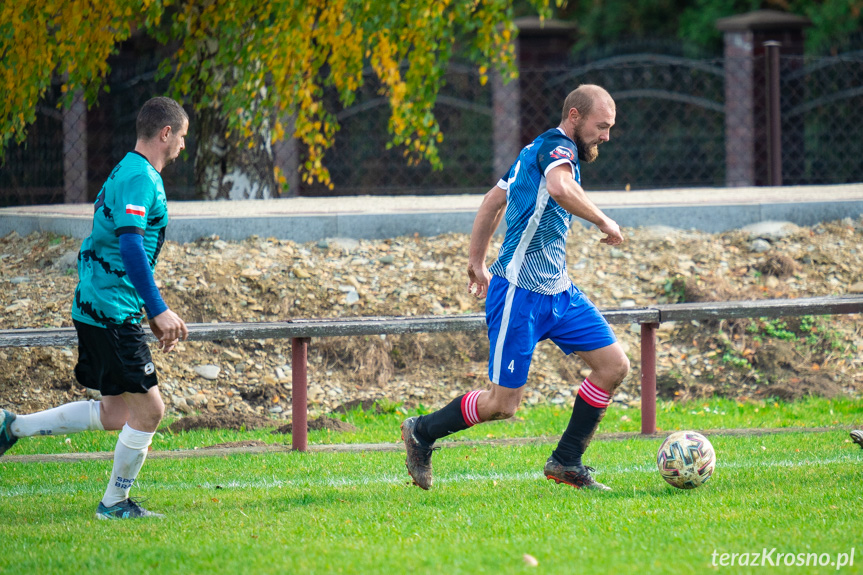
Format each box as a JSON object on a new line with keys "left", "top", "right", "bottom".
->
{"left": 595, "top": 354, "right": 630, "bottom": 391}
{"left": 147, "top": 402, "right": 166, "bottom": 428}
{"left": 137, "top": 400, "right": 165, "bottom": 432}
{"left": 615, "top": 354, "right": 631, "bottom": 383}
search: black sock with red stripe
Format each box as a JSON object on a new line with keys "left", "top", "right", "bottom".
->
{"left": 552, "top": 379, "right": 611, "bottom": 467}
{"left": 415, "top": 390, "right": 483, "bottom": 444}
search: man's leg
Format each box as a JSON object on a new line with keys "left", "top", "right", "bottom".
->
{"left": 401, "top": 384, "right": 524, "bottom": 489}
{"left": 0, "top": 399, "right": 107, "bottom": 457}
{"left": 545, "top": 342, "right": 629, "bottom": 490}
{"left": 11, "top": 399, "right": 106, "bottom": 436}
{"left": 98, "top": 388, "right": 163, "bottom": 511}
{"left": 402, "top": 274, "right": 536, "bottom": 489}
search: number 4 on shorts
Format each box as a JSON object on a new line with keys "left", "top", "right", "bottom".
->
{"left": 508, "top": 360, "right": 515, "bottom": 373}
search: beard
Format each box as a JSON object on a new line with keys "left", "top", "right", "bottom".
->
{"left": 575, "top": 134, "right": 599, "bottom": 163}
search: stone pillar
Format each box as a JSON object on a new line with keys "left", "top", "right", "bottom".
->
{"left": 63, "top": 89, "right": 88, "bottom": 203}
{"left": 492, "top": 18, "right": 576, "bottom": 182}
{"left": 491, "top": 65, "right": 520, "bottom": 181}
{"left": 512, "top": 18, "right": 577, "bottom": 148}
{"left": 717, "top": 10, "right": 810, "bottom": 186}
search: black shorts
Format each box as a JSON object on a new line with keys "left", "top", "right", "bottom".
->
{"left": 73, "top": 320, "right": 158, "bottom": 396}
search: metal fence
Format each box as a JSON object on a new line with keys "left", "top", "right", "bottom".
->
{"left": 2, "top": 41, "right": 862, "bottom": 205}
{"left": 782, "top": 52, "right": 863, "bottom": 185}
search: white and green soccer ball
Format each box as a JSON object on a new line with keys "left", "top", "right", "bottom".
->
{"left": 656, "top": 430, "right": 716, "bottom": 489}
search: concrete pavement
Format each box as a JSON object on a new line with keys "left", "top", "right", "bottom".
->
{"left": 1, "top": 183, "right": 862, "bottom": 244}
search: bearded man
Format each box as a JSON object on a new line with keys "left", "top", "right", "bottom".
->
{"left": 401, "top": 84, "right": 630, "bottom": 492}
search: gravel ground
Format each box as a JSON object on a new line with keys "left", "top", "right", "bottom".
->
{"left": 2, "top": 217, "right": 862, "bottom": 423}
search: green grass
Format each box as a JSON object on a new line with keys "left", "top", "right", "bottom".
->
{"left": 6, "top": 396, "right": 862, "bottom": 456}
{"left": 1, "top": 398, "right": 862, "bottom": 574}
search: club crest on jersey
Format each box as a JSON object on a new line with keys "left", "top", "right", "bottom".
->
{"left": 126, "top": 204, "right": 146, "bottom": 217}
{"left": 549, "top": 146, "right": 575, "bottom": 160}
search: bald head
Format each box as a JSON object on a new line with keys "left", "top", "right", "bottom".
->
{"left": 558, "top": 84, "right": 616, "bottom": 163}
{"left": 561, "top": 84, "right": 615, "bottom": 123}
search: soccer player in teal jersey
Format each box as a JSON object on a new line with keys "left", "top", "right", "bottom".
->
{"left": 0, "top": 97, "right": 190, "bottom": 519}
{"left": 402, "top": 85, "right": 629, "bottom": 491}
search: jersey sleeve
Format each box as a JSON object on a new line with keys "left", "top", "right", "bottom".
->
{"left": 112, "top": 173, "right": 157, "bottom": 236}
{"left": 536, "top": 134, "right": 577, "bottom": 178}
{"left": 497, "top": 168, "right": 512, "bottom": 190}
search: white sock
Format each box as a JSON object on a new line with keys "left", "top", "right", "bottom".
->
{"left": 10, "top": 400, "right": 104, "bottom": 437}
{"left": 102, "top": 424, "right": 154, "bottom": 507}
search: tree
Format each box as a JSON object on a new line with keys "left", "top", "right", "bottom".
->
{"left": 0, "top": 0, "right": 164, "bottom": 164}
{"left": 2, "top": 0, "right": 558, "bottom": 199}
{"left": 554, "top": 0, "right": 863, "bottom": 54}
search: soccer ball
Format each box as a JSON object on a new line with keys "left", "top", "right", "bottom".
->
{"left": 656, "top": 430, "right": 716, "bottom": 489}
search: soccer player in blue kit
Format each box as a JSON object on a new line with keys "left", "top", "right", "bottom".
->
{"left": 402, "top": 84, "right": 629, "bottom": 491}
{"left": 0, "top": 97, "right": 190, "bottom": 518}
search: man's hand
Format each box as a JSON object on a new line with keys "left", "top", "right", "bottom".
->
{"left": 148, "top": 309, "right": 188, "bottom": 353}
{"left": 467, "top": 261, "right": 492, "bottom": 299}
{"left": 597, "top": 217, "right": 624, "bottom": 246}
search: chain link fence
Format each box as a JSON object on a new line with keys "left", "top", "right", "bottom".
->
{"left": 782, "top": 52, "right": 863, "bottom": 185}
{"left": 2, "top": 41, "right": 862, "bottom": 205}
{"left": 301, "top": 62, "right": 494, "bottom": 196}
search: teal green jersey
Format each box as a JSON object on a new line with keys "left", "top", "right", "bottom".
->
{"left": 72, "top": 152, "right": 169, "bottom": 327}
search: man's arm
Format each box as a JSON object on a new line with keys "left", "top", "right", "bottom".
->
{"left": 467, "top": 184, "right": 508, "bottom": 299}
{"left": 545, "top": 164, "right": 623, "bottom": 245}
{"left": 118, "top": 233, "right": 188, "bottom": 352}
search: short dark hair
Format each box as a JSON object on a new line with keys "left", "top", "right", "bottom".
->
{"left": 136, "top": 97, "right": 188, "bottom": 141}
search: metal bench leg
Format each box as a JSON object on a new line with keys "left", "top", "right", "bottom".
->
{"left": 640, "top": 323, "right": 658, "bottom": 435}
{"left": 291, "top": 337, "right": 310, "bottom": 451}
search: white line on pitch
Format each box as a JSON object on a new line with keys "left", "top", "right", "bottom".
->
{"left": 0, "top": 453, "right": 860, "bottom": 497}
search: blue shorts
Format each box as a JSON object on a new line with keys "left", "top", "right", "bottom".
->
{"left": 485, "top": 274, "right": 617, "bottom": 388}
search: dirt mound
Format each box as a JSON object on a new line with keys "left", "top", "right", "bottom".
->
{"left": 166, "top": 412, "right": 276, "bottom": 432}
{"left": 764, "top": 374, "right": 843, "bottom": 401}
{"left": 330, "top": 398, "right": 388, "bottom": 414}
{"left": 753, "top": 254, "right": 800, "bottom": 278}
{"left": 202, "top": 440, "right": 271, "bottom": 449}
{"left": 2, "top": 219, "right": 862, "bottom": 428}
{"left": 272, "top": 417, "right": 358, "bottom": 435}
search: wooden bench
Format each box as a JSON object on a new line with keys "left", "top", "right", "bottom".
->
{"left": 2, "top": 295, "right": 861, "bottom": 449}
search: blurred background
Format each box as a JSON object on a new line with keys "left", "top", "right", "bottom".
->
{"left": 2, "top": 6, "right": 862, "bottom": 205}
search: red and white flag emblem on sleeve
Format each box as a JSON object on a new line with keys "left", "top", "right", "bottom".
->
{"left": 125, "top": 204, "right": 146, "bottom": 217}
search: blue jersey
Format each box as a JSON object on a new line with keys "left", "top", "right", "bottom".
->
{"left": 72, "top": 152, "right": 169, "bottom": 327}
{"left": 488, "top": 127, "right": 581, "bottom": 295}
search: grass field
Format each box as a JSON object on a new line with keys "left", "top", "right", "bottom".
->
{"left": 1, "top": 397, "right": 861, "bottom": 575}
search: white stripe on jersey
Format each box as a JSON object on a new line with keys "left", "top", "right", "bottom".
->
{"left": 504, "top": 177, "right": 550, "bottom": 283}
{"left": 491, "top": 282, "right": 517, "bottom": 384}
{"left": 490, "top": 127, "right": 580, "bottom": 295}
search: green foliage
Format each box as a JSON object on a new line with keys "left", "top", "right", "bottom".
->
{"left": 801, "top": 315, "right": 854, "bottom": 353}
{"left": 0, "top": 0, "right": 167, "bottom": 160}
{"left": 663, "top": 275, "right": 687, "bottom": 303}
{"left": 721, "top": 350, "right": 751, "bottom": 369}
{"left": 747, "top": 318, "right": 797, "bottom": 340}
{"left": 2, "top": 0, "right": 560, "bottom": 189}
{"left": 562, "top": 0, "right": 696, "bottom": 51}
{"left": 162, "top": 0, "right": 557, "bottom": 188}
{"left": 561, "top": 0, "right": 863, "bottom": 55}
{"left": 741, "top": 315, "right": 855, "bottom": 356}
